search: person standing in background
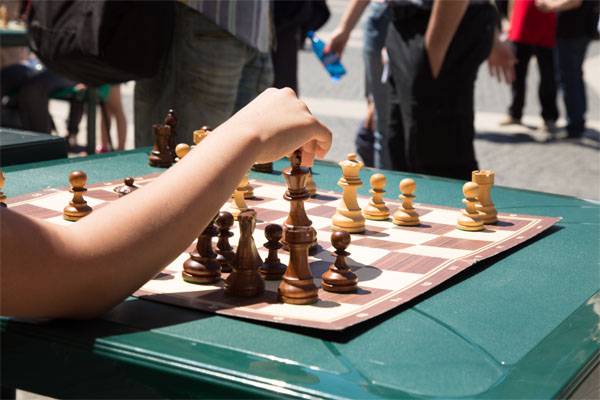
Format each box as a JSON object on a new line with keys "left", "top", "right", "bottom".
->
{"left": 501, "top": 0, "right": 559, "bottom": 137}
{"left": 536, "top": 0, "right": 600, "bottom": 139}
{"left": 134, "top": 0, "right": 272, "bottom": 147}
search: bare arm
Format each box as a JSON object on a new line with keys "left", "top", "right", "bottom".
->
{"left": 326, "top": 0, "right": 371, "bottom": 56}
{"left": 0, "top": 88, "right": 332, "bottom": 319}
{"left": 535, "top": 0, "right": 582, "bottom": 12}
{"left": 425, "top": 0, "right": 469, "bottom": 78}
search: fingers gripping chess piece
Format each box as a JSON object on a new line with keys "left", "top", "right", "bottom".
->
{"left": 457, "top": 182, "right": 485, "bottom": 231}
{"left": 281, "top": 149, "right": 318, "bottom": 251}
{"left": 215, "top": 211, "right": 235, "bottom": 273}
{"left": 114, "top": 177, "right": 138, "bottom": 197}
{"left": 332, "top": 153, "right": 366, "bottom": 233}
{"left": 0, "top": 170, "right": 6, "bottom": 207}
{"left": 363, "top": 173, "right": 390, "bottom": 220}
{"left": 392, "top": 178, "right": 420, "bottom": 226}
{"left": 63, "top": 171, "right": 93, "bottom": 221}
{"left": 321, "top": 231, "right": 358, "bottom": 293}
{"left": 225, "top": 210, "right": 265, "bottom": 297}
{"left": 472, "top": 170, "right": 498, "bottom": 224}
{"left": 259, "top": 224, "right": 286, "bottom": 280}
{"left": 182, "top": 215, "right": 221, "bottom": 284}
{"left": 278, "top": 226, "right": 318, "bottom": 305}
{"left": 229, "top": 174, "right": 249, "bottom": 220}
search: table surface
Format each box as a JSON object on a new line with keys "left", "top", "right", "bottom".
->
{"left": 1, "top": 149, "right": 599, "bottom": 399}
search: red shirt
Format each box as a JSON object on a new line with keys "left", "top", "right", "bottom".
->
{"left": 509, "top": 0, "right": 557, "bottom": 48}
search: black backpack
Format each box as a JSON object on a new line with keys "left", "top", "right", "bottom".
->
{"left": 27, "top": 1, "right": 174, "bottom": 86}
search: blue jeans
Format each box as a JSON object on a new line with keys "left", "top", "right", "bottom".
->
{"left": 361, "top": 2, "right": 391, "bottom": 169}
{"left": 557, "top": 37, "right": 590, "bottom": 137}
{"left": 134, "top": 3, "right": 273, "bottom": 147}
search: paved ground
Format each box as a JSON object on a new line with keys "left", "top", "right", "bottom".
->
{"left": 51, "top": 0, "right": 599, "bottom": 201}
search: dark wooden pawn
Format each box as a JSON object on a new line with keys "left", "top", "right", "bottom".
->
{"left": 321, "top": 231, "right": 358, "bottom": 293}
{"left": 114, "top": 177, "right": 138, "bottom": 197}
{"left": 259, "top": 224, "right": 286, "bottom": 280}
{"left": 225, "top": 210, "right": 265, "bottom": 297}
{"left": 215, "top": 211, "right": 235, "bottom": 273}
{"left": 182, "top": 216, "right": 221, "bottom": 284}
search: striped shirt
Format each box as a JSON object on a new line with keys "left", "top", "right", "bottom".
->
{"left": 183, "top": 0, "right": 271, "bottom": 53}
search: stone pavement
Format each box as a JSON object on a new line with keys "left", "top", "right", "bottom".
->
{"left": 50, "top": 0, "right": 599, "bottom": 200}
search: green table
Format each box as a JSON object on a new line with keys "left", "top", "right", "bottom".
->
{"left": 1, "top": 149, "right": 598, "bottom": 399}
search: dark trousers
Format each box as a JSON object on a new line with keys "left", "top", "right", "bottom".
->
{"left": 508, "top": 42, "right": 559, "bottom": 122}
{"left": 272, "top": 26, "right": 300, "bottom": 93}
{"left": 386, "top": 5, "right": 495, "bottom": 180}
{"left": 557, "top": 37, "right": 590, "bottom": 137}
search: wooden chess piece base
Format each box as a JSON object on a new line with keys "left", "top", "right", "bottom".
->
{"left": 476, "top": 205, "right": 498, "bottom": 224}
{"left": 321, "top": 269, "right": 358, "bottom": 293}
{"left": 363, "top": 204, "right": 389, "bottom": 221}
{"left": 259, "top": 263, "right": 286, "bottom": 280}
{"left": 457, "top": 212, "right": 485, "bottom": 231}
{"left": 182, "top": 256, "right": 221, "bottom": 284}
{"left": 279, "top": 278, "right": 319, "bottom": 304}
{"left": 63, "top": 203, "right": 92, "bottom": 222}
{"left": 224, "top": 270, "right": 265, "bottom": 297}
{"left": 148, "top": 151, "right": 173, "bottom": 168}
{"left": 392, "top": 209, "right": 419, "bottom": 226}
{"left": 332, "top": 211, "right": 365, "bottom": 233}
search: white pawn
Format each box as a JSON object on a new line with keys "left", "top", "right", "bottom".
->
{"left": 363, "top": 173, "right": 390, "bottom": 220}
{"left": 392, "top": 178, "right": 420, "bottom": 226}
{"left": 332, "top": 153, "right": 365, "bottom": 233}
{"left": 457, "top": 182, "right": 485, "bottom": 231}
{"left": 228, "top": 175, "right": 249, "bottom": 220}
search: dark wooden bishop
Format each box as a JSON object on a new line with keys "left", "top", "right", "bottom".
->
{"left": 259, "top": 224, "right": 286, "bottom": 280}
{"left": 321, "top": 231, "right": 358, "bottom": 293}
{"left": 278, "top": 226, "right": 318, "bottom": 304}
{"left": 182, "top": 215, "right": 221, "bottom": 284}
{"left": 215, "top": 211, "right": 235, "bottom": 273}
{"left": 282, "top": 149, "right": 317, "bottom": 251}
{"left": 225, "top": 210, "right": 265, "bottom": 297}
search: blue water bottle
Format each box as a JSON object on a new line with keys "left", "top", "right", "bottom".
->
{"left": 307, "top": 31, "right": 347, "bottom": 81}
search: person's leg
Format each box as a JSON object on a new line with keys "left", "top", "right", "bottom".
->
{"left": 135, "top": 3, "right": 248, "bottom": 147}
{"left": 557, "top": 37, "right": 590, "bottom": 138}
{"left": 0, "top": 64, "right": 35, "bottom": 97}
{"left": 535, "top": 45, "right": 559, "bottom": 125}
{"left": 104, "top": 85, "right": 127, "bottom": 150}
{"left": 385, "top": 74, "right": 408, "bottom": 172}
{"left": 271, "top": 26, "right": 300, "bottom": 92}
{"left": 234, "top": 51, "right": 274, "bottom": 113}
{"left": 506, "top": 42, "right": 533, "bottom": 123}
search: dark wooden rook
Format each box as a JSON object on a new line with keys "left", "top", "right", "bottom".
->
{"left": 259, "top": 224, "right": 286, "bottom": 280}
{"left": 321, "top": 231, "right": 358, "bottom": 293}
{"left": 278, "top": 226, "right": 318, "bottom": 305}
{"left": 182, "top": 216, "right": 221, "bottom": 284}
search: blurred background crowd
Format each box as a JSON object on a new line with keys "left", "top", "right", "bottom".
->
{"left": 0, "top": 0, "right": 599, "bottom": 199}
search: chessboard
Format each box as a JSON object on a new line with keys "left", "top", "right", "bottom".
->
{"left": 7, "top": 173, "right": 559, "bottom": 331}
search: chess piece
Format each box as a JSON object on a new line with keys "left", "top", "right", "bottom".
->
{"left": 241, "top": 171, "right": 254, "bottom": 199}
{"left": 225, "top": 210, "right": 265, "bottom": 297}
{"left": 182, "top": 215, "right": 221, "bottom": 284}
{"left": 114, "top": 177, "right": 138, "bottom": 197}
{"left": 305, "top": 169, "right": 317, "bottom": 197}
{"left": 0, "top": 170, "right": 6, "bottom": 207}
{"left": 332, "top": 153, "right": 366, "bottom": 233}
{"left": 193, "top": 125, "right": 210, "bottom": 145}
{"left": 252, "top": 162, "right": 273, "bottom": 173}
{"left": 457, "top": 182, "right": 485, "bottom": 231}
{"left": 363, "top": 173, "right": 390, "bottom": 220}
{"left": 278, "top": 226, "right": 318, "bottom": 304}
{"left": 228, "top": 175, "right": 249, "bottom": 220}
{"left": 321, "top": 231, "right": 358, "bottom": 293}
{"left": 259, "top": 224, "right": 286, "bottom": 280}
{"left": 148, "top": 124, "right": 174, "bottom": 167}
{"left": 472, "top": 170, "right": 498, "bottom": 224}
{"left": 164, "top": 109, "right": 177, "bottom": 159}
{"left": 392, "top": 178, "right": 420, "bottom": 226}
{"left": 63, "top": 171, "right": 93, "bottom": 221}
{"left": 281, "top": 149, "right": 318, "bottom": 251}
{"left": 215, "top": 211, "right": 235, "bottom": 273}
{"left": 175, "top": 143, "right": 190, "bottom": 161}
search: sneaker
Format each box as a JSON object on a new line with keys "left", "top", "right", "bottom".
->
{"left": 499, "top": 116, "right": 521, "bottom": 126}
{"left": 95, "top": 145, "right": 112, "bottom": 154}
